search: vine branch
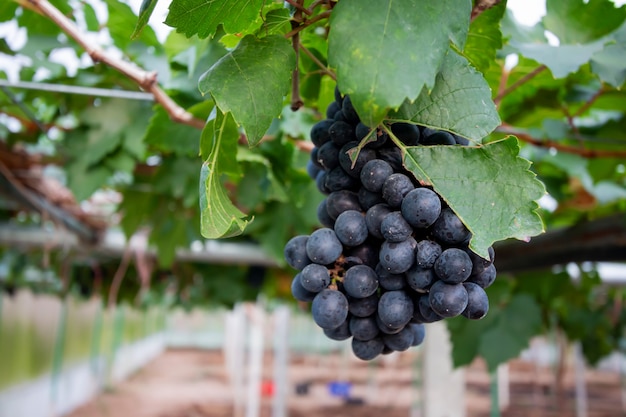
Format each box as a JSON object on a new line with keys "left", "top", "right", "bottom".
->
{"left": 284, "top": 10, "right": 331, "bottom": 38}
{"left": 471, "top": 0, "right": 501, "bottom": 21}
{"left": 494, "top": 65, "right": 547, "bottom": 105}
{"left": 26, "top": 0, "right": 206, "bottom": 130}
{"left": 299, "top": 43, "right": 336, "bottom": 80}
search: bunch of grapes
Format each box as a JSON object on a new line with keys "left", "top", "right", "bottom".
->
{"left": 284, "top": 89, "right": 497, "bottom": 361}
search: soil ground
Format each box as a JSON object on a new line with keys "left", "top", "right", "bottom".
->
{"left": 66, "top": 349, "right": 625, "bottom": 417}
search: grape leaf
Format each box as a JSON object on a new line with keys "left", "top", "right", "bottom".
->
{"left": 199, "top": 111, "right": 251, "bottom": 239}
{"left": 402, "top": 136, "right": 545, "bottom": 259}
{"left": 464, "top": 1, "right": 505, "bottom": 74}
{"left": 591, "top": 24, "right": 626, "bottom": 87}
{"left": 543, "top": 0, "right": 626, "bottom": 44}
{"left": 131, "top": 0, "right": 159, "bottom": 40}
{"left": 389, "top": 52, "right": 500, "bottom": 142}
{"left": 199, "top": 35, "right": 295, "bottom": 146}
{"left": 328, "top": 0, "right": 471, "bottom": 127}
{"left": 165, "top": 0, "right": 264, "bottom": 39}
{"left": 510, "top": 41, "right": 606, "bottom": 79}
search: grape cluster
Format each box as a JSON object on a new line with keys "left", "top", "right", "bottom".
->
{"left": 284, "top": 89, "right": 496, "bottom": 361}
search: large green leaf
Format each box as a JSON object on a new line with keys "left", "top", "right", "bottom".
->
{"left": 591, "top": 24, "right": 626, "bottom": 87}
{"left": 543, "top": 0, "right": 626, "bottom": 44}
{"left": 463, "top": 0, "right": 506, "bottom": 74}
{"left": 198, "top": 35, "right": 296, "bottom": 146}
{"left": 199, "top": 110, "right": 251, "bottom": 239}
{"left": 328, "top": 0, "right": 471, "bottom": 126}
{"left": 165, "top": 0, "right": 264, "bottom": 39}
{"left": 510, "top": 41, "right": 605, "bottom": 79}
{"left": 131, "top": 0, "right": 159, "bottom": 39}
{"left": 389, "top": 52, "right": 500, "bottom": 142}
{"left": 401, "top": 136, "right": 545, "bottom": 259}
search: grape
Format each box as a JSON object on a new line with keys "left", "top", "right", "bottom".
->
{"left": 401, "top": 188, "right": 442, "bottom": 228}
{"left": 351, "top": 337, "right": 384, "bottom": 361}
{"left": 334, "top": 210, "right": 368, "bottom": 247}
{"left": 380, "top": 211, "right": 413, "bottom": 242}
{"left": 377, "top": 147, "right": 403, "bottom": 172}
{"left": 326, "top": 101, "right": 341, "bottom": 119}
{"left": 434, "top": 248, "right": 473, "bottom": 284}
{"left": 348, "top": 293, "right": 379, "bottom": 317}
{"left": 375, "top": 314, "right": 404, "bottom": 334}
{"left": 306, "top": 228, "right": 343, "bottom": 265}
{"left": 409, "top": 323, "right": 426, "bottom": 346}
{"left": 416, "top": 295, "right": 444, "bottom": 323}
{"left": 382, "top": 326, "right": 414, "bottom": 351}
{"left": 325, "top": 166, "right": 358, "bottom": 192}
{"left": 462, "top": 282, "right": 489, "bottom": 320}
{"left": 378, "top": 290, "right": 413, "bottom": 329}
{"left": 317, "top": 199, "right": 335, "bottom": 228}
{"left": 358, "top": 187, "right": 385, "bottom": 211}
{"left": 415, "top": 240, "right": 442, "bottom": 268}
{"left": 432, "top": 208, "right": 471, "bottom": 245}
{"left": 375, "top": 264, "right": 406, "bottom": 290}
{"left": 343, "top": 265, "right": 378, "bottom": 298}
{"left": 310, "top": 119, "right": 333, "bottom": 147}
{"left": 311, "top": 289, "right": 349, "bottom": 330}
{"left": 310, "top": 147, "right": 323, "bottom": 169}
{"left": 468, "top": 263, "right": 497, "bottom": 289}
{"left": 360, "top": 159, "right": 394, "bottom": 193}
{"left": 284, "top": 235, "right": 311, "bottom": 270}
{"left": 468, "top": 246, "right": 495, "bottom": 275}
{"left": 428, "top": 280, "right": 469, "bottom": 318}
{"left": 355, "top": 122, "right": 371, "bottom": 140}
{"left": 365, "top": 203, "right": 392, "bottom": 239}
{"left": 391, "top": 123, "right": 421, "bottom": 145}
{"left": 324, "top": 319, "right": 351, "bottom": 341}
{"left": 317, "top": 141, "right": 340, "bottom": 170}
{"left": 346, "top": 240, "right": 379, "bottom": 268}
{"left": 307, "top": 159, "right": 321, "bottom": 180}
{"left": 326, "top": 190, "right": 361, "bottom": 219}
{"left": 382, "top": 173, "right": 415, "bottom": 207}
{"left": 300, "top": 263, "right": 331, "bottom": 292}
{"left": 350, "top": 316, "right": 380, "bottom": 341}
{"left": 329, "top": 120, "right": 356, "bottom": 147}
{"left": 405, "top": 265, "right": 435, "bottom": 292}
{"left": 421, "top": 130, "right": 456, "bottom": 145}
{"left": 291, "top": 273, "right": 316, "bottom": 302}
{"left": 334, "top": 85, "right": 343, "bottom": 103}
{"left": 454, "top": 134, "right": 470, "bottom": 145}
{"left": 315, "top": 170, "right": 330, "bottom": 194}
{"left": 379, "top": 238, "right": 416, "bottom": 274}
{"left": 341, "top": 95, "right": 360, "bottom": 124}
{"left": 338, "top": 142, "right": 376, "bottom": 178}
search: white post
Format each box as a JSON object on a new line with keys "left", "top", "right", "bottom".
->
{"left": 573, "top": 342, "right": 588, "bottom": 417}
{"left": 224, "top": 304, "right": 247, "bottom": 417}
{"left": 497, "top": 363, "right": 510, "bottom": 410}
{"left": 245, "top": 303, "right": 264, "bottom": 417}
{"left": 422, "top": 321, "right": 465, "bottom": 417}
{"left": 272, "top": 306, "right": 290, "bottom": 417}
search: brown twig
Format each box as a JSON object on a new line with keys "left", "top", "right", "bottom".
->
{"left": 471, "top": 0, "right": 501, "bottom": 21}
{"left": 299, "top": 43, "right": 336, "bottom": 80}
{"left": 494, "top": 65, "right": 548, "bottom": 105}
{"left": 284, "top": 0, "right": 312, "bottom": 16}
{"left": 495, "top": 66, "right": 510, "bottom": 110}
{"left": 26, "top": 0, "right": 205, "bottom": 130}
{"left": 573, "top": 86, "right": 608, "bottom": 117}
{"left": 306, "top": 0, "right": 329, "bottom": 14}
{"left": 290, "top": 0, "right": 305, "bottom": 111}
{"left": 284, "top": 10, "right": 331, "bottom": 38}
{"left": 497, "top": 124, "right": 626, "bottom": 158}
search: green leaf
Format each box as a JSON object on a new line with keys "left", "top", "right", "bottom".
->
{"left": 510, "top": 41, "right": 605, "bottom": 79}
{"left": 105, "top": 0, "right": 160, "bottom": 49}
{"left": 82, "top": 2, "right": 101, "bottom": 32}
{"left": 165, "top": 0, "right": 264, "bottom": 39}
{"left": 543, "top": 0, "right": 626, "bottom": 44}
{"left": 390, "top": 52, "right": 500, "bottom": 142}
{"left": 401, "top": 136, "right": 545, "bottom": 258}
{"left": 590, "top": 24, "right": 626, "bottom": 87}
{"left": 478, "top": 295, "right": 542, "bottom": 371}
{"left": 199, "top": 110, "right": 251, "bottom": 239}
{"left": 198, "top": 35, "right": 296, "bottom": 146}
{"left": 464, "top": 1, "right": 506, "bottom": 74}
{"left": 328, "top": 0, "right": 471, "bottom": 126}
{"left": 131, "top": 0, "right": 159, "bottom": 40}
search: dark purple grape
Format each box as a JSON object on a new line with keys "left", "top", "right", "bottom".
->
{"left": 311, "top": 289, "right": 349, "bottom": 330}
{"left": 468, "top": 263, "right": 497, "bottom": 289}
{"left": 380, "top": 211, "right": 413, "bottom": 243}
{"left": 334, "top": 85, "right": 343, "bottom": 103}
{"left": 339, "top": 142, "right": 376, "bottom": 179}
{"left": 376, "top": 264, "right": 406, "bottom": 290}
{"left": 291, "top": 273, "right": 316, "bottom": 302}
{"left": 326, "top": 190, "right": 361, "bottom": 219}
{"left": 326, "top": 101, "right": 341, "bottom": 119}
{"left": 325, "top": 166, "right": 358, "bottom": 192}
{"left": 343, "top": 265, "right": 378, "bottom": 298}
{"left": 415, "top": 240, "right": 442, "bottom": 268}
{"left": 416, "top": 294, "right": 444, "bottom": 323}
{"left": 421, "top": 130, "right": 456, "bottom": 145}
{"left": 375, "top": 313, "right": 404, "bottom": 334}
{"left": 355, "top": 123, "right": 371, "bottom": 140}
{"left": 346, "top": 240, "right": 380, "bottom": 268}
{"left": 382, "top": 325, "right": 414, "bottom": 351}
{"left": 357, "top": 187, "right": 385, "bottom": 211}
{"left": 351, "top": 337, "right": 384, "bottom": 361}
{"left": 329, "top": 120, "right": 356, "bottom": 147}
{"left": 300, "top": 263, "right": 331, "bottom": 292}
{"left": 391, "top": 122, "right": 421, "bottom": 145}
{"left": 379, "top": 237, "right": 416, "bottom": 274}
{"left": 382, "top": 173, "right": 415, "bottom": 207}
{"left": 342, "top": 95, "right": 360, "bottom": 124}
{"left": 409, "top": 323, "right": 426, "bottom": 346}
{"left": 306, "top": 228, "right": 342, "bottom": 265}
{"left": 334, "top": 210, "right": 368, "bottom": 247}
{"left": 315, "top": 170, "right": 330, "bottom": 195}
{"left": 432, "top": 208, "right": 471, "bottom": 245}
{"left": 307, "top": 159, "right": 322, "bottom": 180}
{"left": 284, "top": 235, "right": 311, "bottom": 270}
{"left": 377, "top": 147, "right": 403, "bottom": 172}
{"left": 401, "top": 188, "right": 442, "bottom": 228}
{"left": 454, "top": 134, "right": 470, "bottom": 145}
{"left": 348, "top": 293, "right": 379, "bottom": 317}
{"left": 405, "top": 265, "right": 435, "bottom": 292}
{"left": 378, "top": 290, "right": 413, "bottom": 329}
{"left": 350, "top": 316, "right": 380, "bottom": 341}
{"left": 310, "top": 119, "right": 333, "bottom": 147}
{"left": 462, "top": 282, "right": 489, "bottom": 320}
{"left": 468, "top": 246, "right": 495, "bottom": 275}
{"left": 317, "top": 141, "right": 340, "bottom": 170}
{"left": 317, "top": 199, "right": 335, "bottom": 228}
{"left": 428, "top": 280, "right": 469, "bottom": 318}
{"left": 433, "top": 248, "right": 472, "bottom": 284}
{"left": 365, "top": 203, "right": 392, "bottom": 240}
{"left": 324, "top": 318, "right": 351, "bottom": 341}
{"left": 360, "top": 159, "right": 394, "bottom": 193}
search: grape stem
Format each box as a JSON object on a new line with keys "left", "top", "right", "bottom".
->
{"left": 299, "top": 43, "right": 336, "bottom": 80}
{"left": 284, "top": 10, "right": 332, "bottom": 39}
{"left": 289, "top": 0, "right": 305, "bottom": 111}
{"left": 494, "top": 65, "right": 547, "bottom": 105}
